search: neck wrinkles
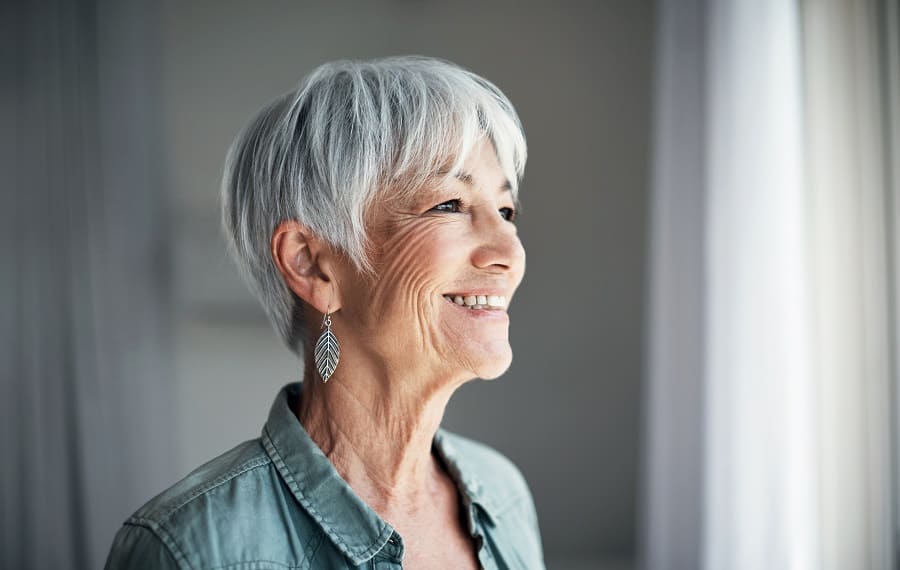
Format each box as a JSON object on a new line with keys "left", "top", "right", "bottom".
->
{"left": 295, "top": 357, "right": 460, "bottom": 517}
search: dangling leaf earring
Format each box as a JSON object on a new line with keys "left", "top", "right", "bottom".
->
{"left": 314, "top": 309, "right": 340, "bottom": 383}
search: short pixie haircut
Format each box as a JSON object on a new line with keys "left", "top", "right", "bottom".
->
{"left": 221, "top": 56, "right": 527, "bottom": 355}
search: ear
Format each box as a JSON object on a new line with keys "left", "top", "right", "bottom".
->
{"left": 271, "top": 220, "right": 342, "bottom": 314}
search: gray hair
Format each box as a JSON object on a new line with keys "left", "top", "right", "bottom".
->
{"left": 221, "top": 56, "right": 527, "bottom": 355}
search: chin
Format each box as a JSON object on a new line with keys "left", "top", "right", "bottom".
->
{"left": 472, "top": 348, "right": 514, "bottom": 380}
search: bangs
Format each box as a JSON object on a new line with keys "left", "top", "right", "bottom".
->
{"left": 380, "top": 63, "right": 527, "bottom": 206}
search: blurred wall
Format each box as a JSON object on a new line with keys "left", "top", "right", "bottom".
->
{"left": 4, "top": 1, "right": 178, "bottom": 568}
{"left": 159, "top": 1, "right": 654, "bottom": 568}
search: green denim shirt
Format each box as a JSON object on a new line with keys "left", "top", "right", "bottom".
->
{"left": 105, "top": 383, "right": 545, "bottom": 569}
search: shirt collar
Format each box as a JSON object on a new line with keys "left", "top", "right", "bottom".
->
{"left": 432, "top": 428, "right": 499, "bottom": 526}
{"left": 261, "top": 382, "right": 498, "bottom": 564}
{"left": 262, "top": 382, "right": 394, "bottom": 565}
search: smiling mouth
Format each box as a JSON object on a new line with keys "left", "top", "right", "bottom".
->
{"left": 442, "top": 294, "right": 508, "bottom": 310}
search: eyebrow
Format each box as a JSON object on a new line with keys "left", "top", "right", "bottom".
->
{"left": 454, "top": 171, "right": 512, "bottom": 193}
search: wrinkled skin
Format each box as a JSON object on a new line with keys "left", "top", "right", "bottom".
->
{"left": 270, "top": 138, "right": 526, "bottom": 568}
{"left": 335, "top": 139, "right": 526, "bottom": 389}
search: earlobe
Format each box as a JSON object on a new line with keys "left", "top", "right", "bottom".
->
{"left": 271, "top": 221, "right": 341, "bottom": 315}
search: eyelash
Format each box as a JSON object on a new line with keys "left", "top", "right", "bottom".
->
{"left": 431, "top": 198, "right": 518, "bottom": 222}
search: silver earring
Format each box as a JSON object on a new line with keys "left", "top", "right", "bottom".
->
{"left": 314, "top": 312, "right": 340, "bottom": 383}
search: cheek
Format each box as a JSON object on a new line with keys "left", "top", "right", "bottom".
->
{"left": 364, "top": 220, "right": 459, "bottom": 326}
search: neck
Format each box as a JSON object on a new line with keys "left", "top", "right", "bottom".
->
{"left": 295, "top": 353, "right": 464, "bottom": 517}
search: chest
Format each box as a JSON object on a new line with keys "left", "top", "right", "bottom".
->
{"left": 385, "top": 478, "right": 482, "bottom": 569}
{"left": 398, "top": 524, "right": 481, "bottom": 570}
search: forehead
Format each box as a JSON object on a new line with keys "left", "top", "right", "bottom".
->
{"left": 451, "top": 171, "right": 512, "bottom": 193}
{"left": 432, "top": 139, "right": 514, "bottom": 195}
{"left": 459, "top": 138, "right": 510, "bottom": 183}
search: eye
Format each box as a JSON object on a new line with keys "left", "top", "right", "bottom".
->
{"left": 431, "top": 199, "right": 463, "bottom": 213}
{"left": 499, "top": 207, "right": 517, "bottom": 222}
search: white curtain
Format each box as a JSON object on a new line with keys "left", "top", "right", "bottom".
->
{"left": 802, "top": 2, "right": 897, "bottom": 568}
{"left": 642, "top": 0, "right": 899, "bottom": 568}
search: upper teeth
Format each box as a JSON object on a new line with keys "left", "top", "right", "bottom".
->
{"left": 443, "top": 294, "right": 507, "bottom": 309}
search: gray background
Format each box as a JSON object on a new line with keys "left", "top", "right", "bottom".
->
{"left": 161, "top": 1, "right": 654, "bottom": 568}
{"left": 10, "top": 2, "right": 899, "bottom": 569}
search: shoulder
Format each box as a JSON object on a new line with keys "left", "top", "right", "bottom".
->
{"left": 127, "top": 439, "right": 272, "bottom": 526}
{"left": 106, "top": 439, "right": 320, "bottom": 569}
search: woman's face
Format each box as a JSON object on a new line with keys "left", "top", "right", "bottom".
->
{"left": 335, "top": 138, "right": 526, "bottom": 383}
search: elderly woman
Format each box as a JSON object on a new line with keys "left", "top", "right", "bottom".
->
{"left": 105, "top": 56, "right": 543, "bottom": 569}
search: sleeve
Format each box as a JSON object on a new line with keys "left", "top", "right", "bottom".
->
{"left": 104, "top": 523, "right": 182, "bottom": 570}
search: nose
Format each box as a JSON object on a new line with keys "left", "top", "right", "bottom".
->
{"left": 470, "top": 209, "right": 526, "bottom": 273}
